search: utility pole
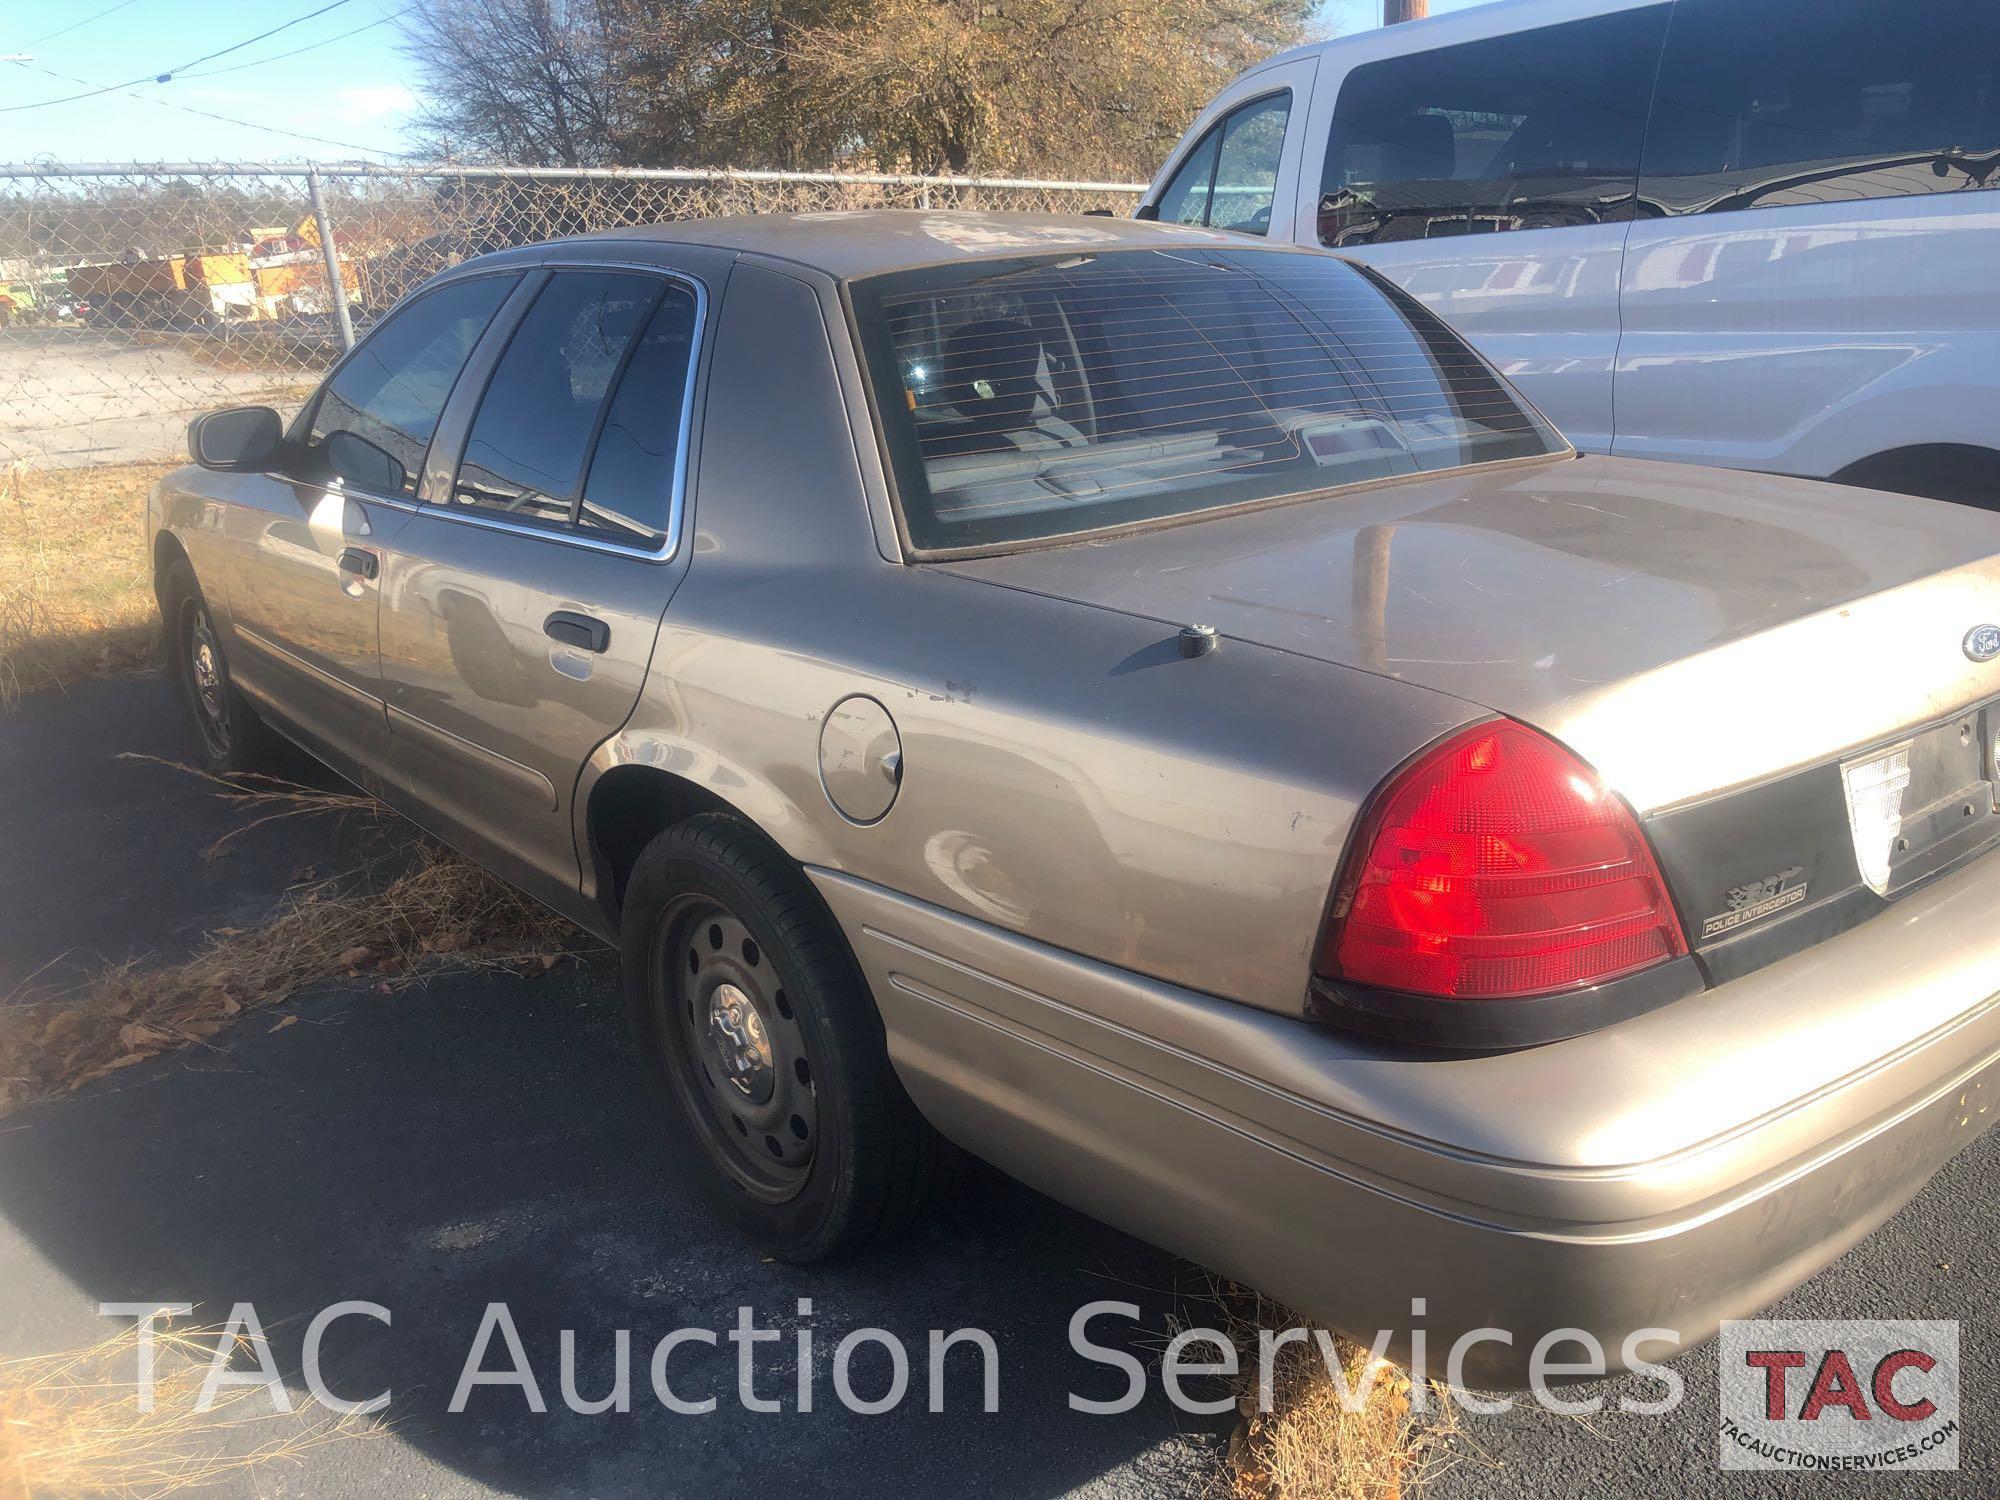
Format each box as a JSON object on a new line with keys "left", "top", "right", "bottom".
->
{"left": 1384, "top": 0, "right": 1428, "bottom": 22}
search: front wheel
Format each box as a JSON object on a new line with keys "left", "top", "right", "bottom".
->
{"left": 621, "top": 813, "right": 944, "bottom": 1262}
{"left": 160, "top": 558, "right": 275, "bottom": 775}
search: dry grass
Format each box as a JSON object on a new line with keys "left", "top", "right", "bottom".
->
{"left": 0, "top": 460, "right": 171, "bottom": 708}
{"left": 0, "top": 1315, "right": 368, "bottom": 1498}
{"left": 1213, "top": 1288, "right": 1457, "bottom": 1500}
{"left": 0, "top": 774, "right": 578, "bottom": 1116}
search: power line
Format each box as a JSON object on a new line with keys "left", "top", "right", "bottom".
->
{"left": 161, "top": 0, "right": 363, "bottom": 78}
{"left": 0, "top": 0, "right": 360, "bottom": 114}
{"left": 4, "top": 58, "right": 398, "bottom": 156}
{"left": 180, "top": 2, "right": 418, "bottom": 80}
{"left": 19, "top": 0, "right": 149, "bottom": 50}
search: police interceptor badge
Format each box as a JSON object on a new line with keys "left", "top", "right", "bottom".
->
{"left": 1701, "top": 866, "right": 1808, "bottom": 940}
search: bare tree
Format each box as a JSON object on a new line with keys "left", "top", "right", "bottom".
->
{"left": 401, "top": 0, "right": 1319, "bottom": 178}
{"left": 402, "top": 0, "right": 631, "bottom": 166}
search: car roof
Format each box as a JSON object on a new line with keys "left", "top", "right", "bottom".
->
{"left": 530, "top": 209, "right": 1320, "bottom": 280}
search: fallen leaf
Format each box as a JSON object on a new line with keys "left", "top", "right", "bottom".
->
{"left": 337, "top": 945, "right": 373, "bottom": 969}
{"left": 268, "top": 1015, "right": 298, "bottom": 1034}
{"left": 38, "top": 1010, "right": 83, "bottom": 1046}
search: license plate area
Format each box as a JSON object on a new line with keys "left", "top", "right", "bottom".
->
{"left": 1843, "top": 704, "right": 2000, "bottom": 897}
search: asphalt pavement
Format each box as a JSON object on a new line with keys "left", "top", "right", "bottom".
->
{"left": 0, "top": 677, "right": 1991, "bottom": 1497}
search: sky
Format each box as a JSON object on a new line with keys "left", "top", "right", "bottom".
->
{"left": 0, "top": 0, "right": 1496, "bottom": 166}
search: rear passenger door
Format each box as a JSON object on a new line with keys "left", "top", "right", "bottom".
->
{"left": 1613, "top": 0, "right": 2000, "bottom": 479}
{"left": 374, "top": 261, "right": 709, "bottom": 901}
{"left": 1306, "top": 4, "right": 1671, "bottom": 452}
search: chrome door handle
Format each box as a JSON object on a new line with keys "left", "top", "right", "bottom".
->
{"left": 544, "top": 611, "right": 610, "bottom": 654}
{"left": 337, "top": 547, "right": 379, "bottom": 581}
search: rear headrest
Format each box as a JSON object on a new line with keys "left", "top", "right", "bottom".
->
{"left": 940, "top": 319, "right": 1044, "bottom": 428}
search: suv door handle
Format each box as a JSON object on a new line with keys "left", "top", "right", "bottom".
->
{"left": 544, "top": 611, "right": 610, "bottom": 654}
{"left": 337, "top": 546, "right": 378, "bottom": 581}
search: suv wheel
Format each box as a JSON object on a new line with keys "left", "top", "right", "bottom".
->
{"left": 621, "top": 813, "right": 943, "bottom": 1262}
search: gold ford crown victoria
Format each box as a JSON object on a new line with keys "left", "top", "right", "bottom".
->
{"left": 152, "top": 213, "right": 2000, "bottom": 1385}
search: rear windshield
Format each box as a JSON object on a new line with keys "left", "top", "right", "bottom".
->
{"left": 850, "top": 248, "right": 1565, "bottom": 554}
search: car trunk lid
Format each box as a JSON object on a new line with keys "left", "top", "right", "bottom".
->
{"left": 934, "top": 454, "right": 2000, "bottom": 812}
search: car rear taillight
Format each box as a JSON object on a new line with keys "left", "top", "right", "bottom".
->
{"left": 1317, "top": 720, "right": 1687, "bottom": 1002}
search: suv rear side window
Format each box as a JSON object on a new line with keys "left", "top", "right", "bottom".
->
{"left": 852, "top": 248, "right": 1564, "bottom": 554}
{"left": 1640, "top": 0, "right": 2000, "bottom": 214}
{"left": 1318, "top": 5, "right": 1669, "bottom": 246}
{"left": 306, "top": 274, "right": 516, "bottom": 496}
{"left": 1156, "top": 92, "right": 1292, "bottom": 235}
{"left": 449, "top": 271, "right": 657, "bottom": 529}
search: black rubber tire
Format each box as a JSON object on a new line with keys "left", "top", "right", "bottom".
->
{"left": 158, "top": 557, "right": 276, "bottom": 775}
{"left": 621, "top": 812, "right": 943, "bottom": 1263}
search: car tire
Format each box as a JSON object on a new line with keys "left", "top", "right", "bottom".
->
{"left": 159, "top": 557, "right": 276, "bottom": 775}
{"left": 621, "top": 812, "right": 944, "bottom": 1263}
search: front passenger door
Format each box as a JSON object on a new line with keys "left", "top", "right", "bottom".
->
{"left": 374, "top": 265, "right": 706, "bottom": 902}
{"left": 220, "top": 274, "right": 518, "bottom": 767}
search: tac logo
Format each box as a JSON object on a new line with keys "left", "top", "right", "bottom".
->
{"left": 1719, "top": 1319, "right": 1959, "bottom": 1471}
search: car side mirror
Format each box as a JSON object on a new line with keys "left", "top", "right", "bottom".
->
{"left": 324, "top": 429, "right": 407, "bottom": 496}
{"left": 188, "top": 405, "right": 282, "bottom": 471}
{"left": 1133, "top": 202, "right": 1160, "bottom": 222}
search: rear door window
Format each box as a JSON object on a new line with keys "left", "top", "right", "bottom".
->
{"left": 305, "top": 274, "right": 516, "bottom": 496}
{"left": 575, "top": 282, "right": 701, "bottom": 548}
{"left": 1318, "top": 6, "right": 1670, "bottom": 246}
{"left": 1639, "top": 0, "right": 2000, "bottom": 214}
{"left": 448, "top": 271, "right": 657, "bottom": 530}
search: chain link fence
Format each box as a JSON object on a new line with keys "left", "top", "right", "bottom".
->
{"left": 0, "top": 163, "right": 1146, "bottom": 468}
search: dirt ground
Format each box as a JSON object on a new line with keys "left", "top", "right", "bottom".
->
{"left": 0, "top": 326, "right": 312, "bottom": 468}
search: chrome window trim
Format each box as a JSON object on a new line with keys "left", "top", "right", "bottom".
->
{"left": 415, "top": 258, "right": 710, "bottom": 564}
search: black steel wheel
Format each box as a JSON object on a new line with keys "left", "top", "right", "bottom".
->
{"left": 653, "top": 897, "right": 819, "bottom": 1201}
{"left": 621, "top": 812, "right": 944, "bottom": 1262}
{"left": 159, "top": 557, "right": 274, "bottom": 775}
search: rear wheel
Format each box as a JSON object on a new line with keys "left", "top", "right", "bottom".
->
{"left": 621, "top": 813, "right": 943, "bottom": 1262}
{"left": 160, "top": 558, "right": 274, "bottom": 775}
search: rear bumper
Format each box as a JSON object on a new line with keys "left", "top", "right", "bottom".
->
{"left": 812, "top": 851, "right": 2000, "bottom": 1388}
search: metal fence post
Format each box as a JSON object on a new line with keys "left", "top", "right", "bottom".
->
{"left": 306, "top": 166, "right": 355, "bottom": 351}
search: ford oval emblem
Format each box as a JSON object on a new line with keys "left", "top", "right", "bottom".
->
{"left": 1965, "top": 624, "right": 2000, "bottom": 663}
